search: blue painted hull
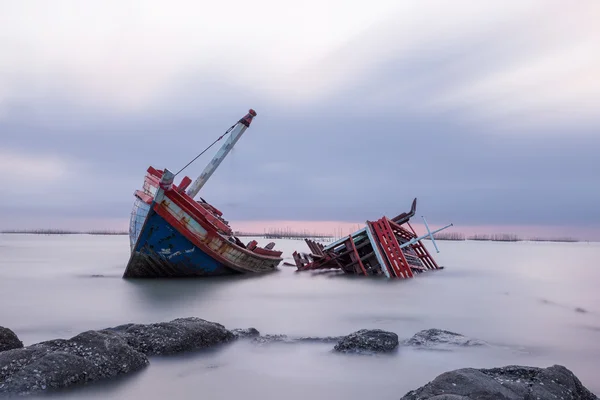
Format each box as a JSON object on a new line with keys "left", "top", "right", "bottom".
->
{"left": 124, "top": 207, "right": 236, "bottom": 278}
{"left": 124, "top": 165, "right": 282, "bottom": 278}
{"left": 128, "top": 197, "right": 150, "bottom": 251}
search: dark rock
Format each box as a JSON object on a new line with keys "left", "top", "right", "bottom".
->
{"left": 0, "top": 317, "right": 237, "bottom": 396}
{"left": 405, "top": 329, "right": 486, "bottom": 348}
{"left": 251, "top": 334, "right": 291, "bottom": 345}
{"left": 400, "top": 364, "right": 598, "bottom": 400}
{"left": 296, "top": 336, "right": 344, "bottom": 344}
{"left": 250, "top": 334, "right": 344, "bottom": 345}
{"left": 0, "top": 330, "right": 148, "bottom": 396}
{"left": 0, "top": 327, "right": 23, "bottom": 352}
{"left": 333, "top": 329, "right": 398, "bottom": 354}
{"left": 100, "top": 317, "right": 235, "bottom": 355}
{"left": 232, "top": 328, "right": 260, "bottom": 338}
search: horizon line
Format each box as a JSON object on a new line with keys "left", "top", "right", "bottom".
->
{"left": 0, "top": 228, "right": 592, "bottom": 243}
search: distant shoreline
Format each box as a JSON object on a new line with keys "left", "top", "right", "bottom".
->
{"left": 0, "top": 229, "right": 128, "bottom": 235}
{"left": 429, "top": 232, "right": 580, "bottom": 243}
{"left": 0, "top": 229, "right": 585, "bottom": 243}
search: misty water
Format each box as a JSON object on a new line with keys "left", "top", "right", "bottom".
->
{"left": 1, "top": 234, "right": 599, "bottom": 399}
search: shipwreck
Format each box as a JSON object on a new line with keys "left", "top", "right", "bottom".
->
{"left": 124, "top": 109, "right": 283, "bottom": 278}
{"left": 292, "top": 199, "right": 453, "bottom": 278}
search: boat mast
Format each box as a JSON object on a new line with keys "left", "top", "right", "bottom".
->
{"left": 186, "top": 109, "right": 257, "bottom": 199}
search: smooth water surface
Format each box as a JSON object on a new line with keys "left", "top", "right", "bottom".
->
{"left": 1, "top": 234, "right": 599, "bottom": 398}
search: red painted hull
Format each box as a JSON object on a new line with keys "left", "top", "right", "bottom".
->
{"left": 124, "top": 167, "right": 283, "bottom": 278}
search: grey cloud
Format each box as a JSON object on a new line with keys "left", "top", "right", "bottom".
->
{"left": 1, "top": 13, "right": 599, "bottom": 235}
{"left": 4, "top": 99, "right": 598, "bottom": 230}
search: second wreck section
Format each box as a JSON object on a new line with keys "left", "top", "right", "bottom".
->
{"left": 293, "top": 199, "right": 450, "bottom": 278}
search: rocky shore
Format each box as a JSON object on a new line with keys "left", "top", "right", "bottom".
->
{"left": 1, "top": 321, "right": 597, "bottom": 399}
{"left": 0, "top": 328, "right": 23, "bottom": 353}
{"left": 400, "top": 364, "right": 598, "bottom": 400}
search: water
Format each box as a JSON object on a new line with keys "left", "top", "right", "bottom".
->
{"left": 1, "top": 234, "right": 599, "bottom": 398}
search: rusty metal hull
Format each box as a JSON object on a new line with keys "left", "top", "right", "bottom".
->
{"left": 124, "top": 209, "right": 237, "bottom": 277}
{"left": 124, "top": 166, "right": 283, "bottom": 279}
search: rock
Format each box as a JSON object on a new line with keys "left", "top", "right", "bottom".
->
{"left": 405, "top": 329, "right": 486, "bottom": 348}
{"left": 0, "top": 330, "right": 148, "bottom": 396}
{"left": 248, "top": 333, "right": 344, "bottom": 345}
{"left": 232, "top": 328, "right": 260, "bottom": 338}
{"left": 400, "top": 364, "right": 598, "bottom": 400}
{"left": 0, "top": 317, "right": 238, "bottom": 396}
{"left": 0, "top": 327, "right": 23, "bottom": 352}
{"left": 333, "top": 329, "right": 399, "bottom": 354}
{"left": 251, "top": 334, "right": 291, "bottom": 345}
{"left": 296, "top": 336, "right": 344, "bottom": 344}
{"left": 100, "top": 317, "right": 235, "bottom": 355}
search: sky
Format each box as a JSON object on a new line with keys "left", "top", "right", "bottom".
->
{"left": 1, "top": 0, "right": 599, "bottom": 240}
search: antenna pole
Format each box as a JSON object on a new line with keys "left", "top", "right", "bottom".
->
{"left": 186, "top": 109, "right": 257, "bottom": 199}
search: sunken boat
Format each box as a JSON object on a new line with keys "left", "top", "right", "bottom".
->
{"left": 292, "top": 199, "right": 452, "bottom": 278}
{"left": 124, "top": 109, "right": 283, "bottom": 278}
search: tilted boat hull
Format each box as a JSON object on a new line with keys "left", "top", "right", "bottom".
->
{"left": 125, "top": 208, "right": 236, "bottom": 277}
{"left": 123, "top": 166, "right": 283, "bottom": 279}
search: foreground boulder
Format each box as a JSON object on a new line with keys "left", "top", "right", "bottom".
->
{"left": 405, "top": 328, "right": 486, "bottom": 348}
{"left": 334, "top": 329, "right": 398, "bottom": 354}
{"left": 0, "top": 317, "right": 236, "bottom": 396}
{"left": 0, "top": 330, "right": 148, "bottom": 396}
{"left": 0, "top": 327, "right": 23, "bottom": 352}
{"left": 400, "top": 364, "right": 598, "bottom": 400}
{"left": 101, "top": 317, "right": 235, "bottom": 355}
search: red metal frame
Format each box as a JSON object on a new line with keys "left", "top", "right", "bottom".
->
{"left": 369, "top": 218, "right": 414, "bottom": 278}
{"left": 292, "top": 204, "right": 444, "bottom": 278}
{"left": 365, "top": 221, "right": 393, "bottom": 277}
{"left": 346, "top": 235, "right": 368, "bottom": 276}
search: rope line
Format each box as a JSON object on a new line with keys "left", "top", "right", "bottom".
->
{"left": 173, "top": 123, "right": 236, "bottom": 176}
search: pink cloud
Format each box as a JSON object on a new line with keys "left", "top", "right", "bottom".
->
{"left": 230, "top": 220, "right": 599, "bottom": 241}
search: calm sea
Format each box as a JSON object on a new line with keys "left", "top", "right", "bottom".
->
{"left": 1, "top": 234, "right": 599, "bottom": 399}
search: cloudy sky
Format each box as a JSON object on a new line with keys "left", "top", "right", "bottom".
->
{"left": 1, "top": 0, "right": 599, "bottom": 239}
